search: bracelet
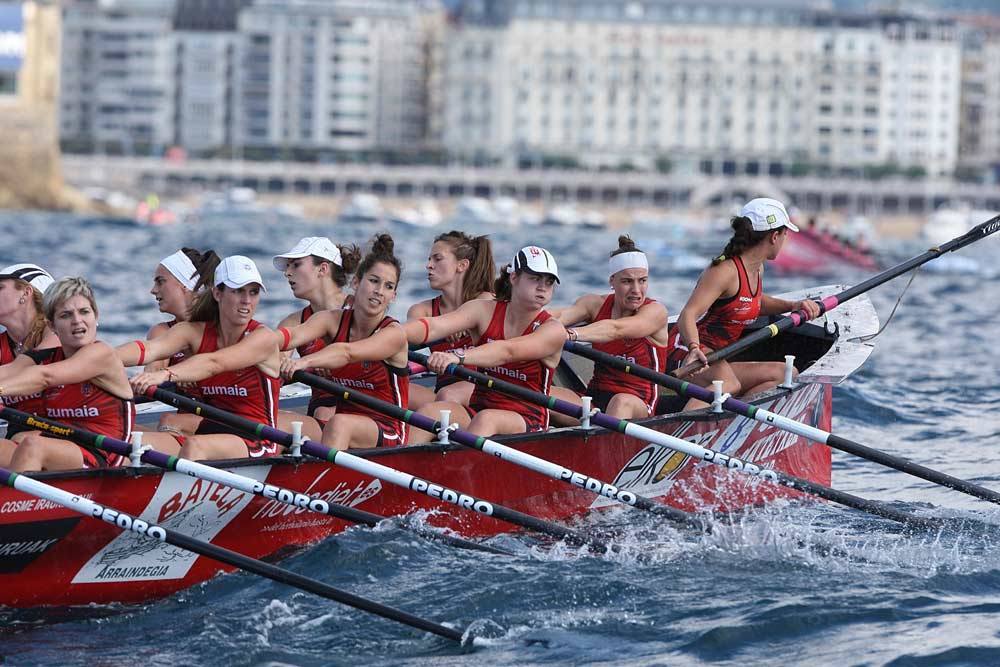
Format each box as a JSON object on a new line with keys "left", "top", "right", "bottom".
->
{"left": 135, "top": 340, "right": 146, "bottom": 366}
{"left": 277, "top": 326, "right": 292, "bottom": 352}
{"left": 419, "top": 318, "right": 430, "bottom": 345}
{"left": 567, "top": 328, "right": 579, "bottom": 342}
{"left": 687, "top": 342, "right": 702, "bottom": 350}
{"left": 165, "top": 369, "right": 177, "bottom": 382}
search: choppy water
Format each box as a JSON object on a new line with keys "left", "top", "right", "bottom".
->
{"left": 1, "top": 210, "right": 999, "bottom": 666}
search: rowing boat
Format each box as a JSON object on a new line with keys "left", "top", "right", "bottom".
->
{"left": 0, "top": 285, "right": 876, "bottom": 608}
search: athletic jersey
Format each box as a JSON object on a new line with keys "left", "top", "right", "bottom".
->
{"left": 468, "top": 301, "right": 554, "bottom": 432}
{"left": 165, "top": 320, "right": 190, "bottom": 366}
{"left": 194, "top": 319, "right": 281, "bottom": 457}
{"left": 316, "top": 310, "right": 409, "bottom": 446}
{"left": 31, "top": 347, "right": 135, "bottom": 468}
{"left": 429, "top": 296, "right": 475, "bottom": 392}
{"left": 586, "top": 294, "right": 668, "bottom": 415}
{"left": 0, "top": 331, "right": 46, "bottom": 416}
{"left": 296, "top": 305, "right": 328, "bottom": 358}
{"left": 691, "top": 256, "right": 762, "bottom": 351}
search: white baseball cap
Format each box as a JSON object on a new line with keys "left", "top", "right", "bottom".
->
{"left": 272, "top": 237, "right": 342, "bottom": 271}
{"left": 214, "top": 255, "right": 266, "bottom": 292}
{"left": 0, "top": 263, "right": 55, "bottom": 295}
{"left": 740, "top": 198, "right": 799, "bottom": 233}
{"left": 509, "top": 246, "right": 560, "bottom": 283}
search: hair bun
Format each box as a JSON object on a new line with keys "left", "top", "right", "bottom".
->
{"left": 371, "top": 233, "right": 394, "bottom": 256}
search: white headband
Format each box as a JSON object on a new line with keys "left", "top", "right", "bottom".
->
{"left": 160, "top": 250, "right": 199, "bottom": 291}
{"left": 609, "top": 251, "right": 648, "bottom": 276}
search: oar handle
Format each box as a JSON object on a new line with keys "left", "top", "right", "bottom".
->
{"left": 685, "top": 213, "right": 1000, "bottom": 370}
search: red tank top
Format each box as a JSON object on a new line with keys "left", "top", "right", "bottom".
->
{"left": 296, "top": 305, "right": 328, "bottom": 358}
{"left": 695, "top": 256, "right": 762, "bottom": 351}
{"left": 323, "top": 310, "right": 409, "bottom": 442}
{"left": 587, "top": 295, "right": 668, "bottom": 412}
{"left": 429, "top": 297, "right": 475, "bottom": 355}
{"left": 195, "top": 320, "right": 280, "bottom": 428}
{"left": 469, "top": 301, "right": 554, "bottom": 432}
{"left": 165, "top": 320, "right": 190, "bottom": 366}
{"left": 0, "top": 332, "right": 46, "bottom": 415}
{"left": 36, "top": 347, "right": 135, "bottom": 465}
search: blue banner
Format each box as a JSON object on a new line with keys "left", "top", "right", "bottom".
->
{"left": 0, "top": 2, "right": 24, "bottom": 74}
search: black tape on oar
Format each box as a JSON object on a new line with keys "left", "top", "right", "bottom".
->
{"left": 408, "top": 352, "right": 944, "bottom": 531}
{"left": 0, "top": 407, "right": 510, "bottom": 557}
{"left": 146, "top": 387, "right": 610, "bottom": 552}
{"left": 676, "top": 214, "right": 1000, "bottom": 376}
{"left": 0, "top": 462, "right": 465, "bottom": 642}
{"left": 565, "top": 341, "right": 1000, "bottom": 508}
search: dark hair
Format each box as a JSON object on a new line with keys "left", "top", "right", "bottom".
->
{"left": 188, "top": 287, "right": 219, "bottom": 323}
{"left": 181, "top": 247, "right": 222, "bottom": 293}
{"left": 610, "top": 234, "right": 642, "bottom": 257}
{"left": 712, "top": 216, "right": 773, "bottom": 266}
{"left": 434, "top": 230, "right": 495, "bottom": 303}
{"left": 493, "top": 264, "right": 514, "bottom": 301}
{"left": 355, "top": 233, "right": 402, "bottom": 283}
{"left": 314, "top": 244, "right": 361, "bottom": 288}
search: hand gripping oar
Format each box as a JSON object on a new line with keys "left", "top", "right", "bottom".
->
{"left": 291, "top": 370, "right": 706, "bottom": 530}
{"left": 0, "top": 466, "right": 464, "bottom": 642}
{"left": 0, "top": 407, "right": 508, "bottom": 557}
{"left": 146, "top": 387, "right": 607, "bottom": 551}
{"left": 409, "top": 352, "right": 942, "bottom": 530}
{"left": 674, "top": 214, "right": 1000, "bottom": 377}
{"left": 564, "top": 341, "right": 1000, "bottom": 507}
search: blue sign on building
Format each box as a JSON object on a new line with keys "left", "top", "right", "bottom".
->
{"left": 0, "top": 2, "right": 24, "bottom": 74}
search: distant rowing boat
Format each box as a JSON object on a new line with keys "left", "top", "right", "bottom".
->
{"left": 0, "top": 286, "right": 876, "bottom": 609}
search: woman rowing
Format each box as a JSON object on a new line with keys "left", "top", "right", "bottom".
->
{"left": 272, "top": 236, "right": 360, "bottom": 439}
{"left": 0, "top": 277, "right": 135, "bottom": 471}
{"left": 0, "top": 264, "right": 59, "bottom": 447}
{"left": 551, "top": 236, "right": 669, "bottom": 420}
{"left": 405, "top": 246, "right": 566, "bottom": 442}
{"left": 124, "top": 256, "right": 282, "bottom": 461}
{"left": 277, "top": 234, "right": 409, "bottom": 451}
{"left": 145, "top": 248, "right": 220, "bottom": 436}
{"left": 406, "top": 231, "right": 494, "bottom": 411}
{"left": 668, "top": 198, "right": 821, "bottom": 408}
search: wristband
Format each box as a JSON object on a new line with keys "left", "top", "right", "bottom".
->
{"left": 135, "top": 340, "right": 146, "bottom": 366}
{"left": 687, "top": 342, "right": 702, "bottom": 350}
{"left": 419, "top": 318, "right": 430, "bottom": 345}
{"left": 567, "top": 328, "right": 579, "bottom": 342}
{"left": 277, "top": 326, "right": 292, "bottom": 352}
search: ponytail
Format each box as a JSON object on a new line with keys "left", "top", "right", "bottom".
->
{"left": 332, "top": 244, "right": 362, "bottom": 287}
{"left": 188, "top": 287, "right": 220, "bottom": 323}
{"left": 712, "top": 216, "right": 772, "bottom": 266}
{"left": 610, "top": 234, "right": 641, "bottom": 257}
{"left": 493, "top": 264, "right": 513, "bottom": 301}
{"left": 182, "top": 247, "right": 222, "bottom": 293}
{"left": 434, "top": 230, "right": 495, "bottom": 303}
{"left": 20, "top": 282, "right": 47, "bottom": 350}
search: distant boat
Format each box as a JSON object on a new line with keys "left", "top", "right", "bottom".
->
{"left": 388, "top": 199, "right": 442, "bottom": 228}
{"left": 448, "top": 197, "right": 502, "bottom": 227}
{"left": 542, "top": 204, "right": 607, "bottom": 229}
{"left": 923, "top": 205, "right": 997, "bottom": 246}
{"left": 338, "top": 194, "right": 384, "bottom": 225}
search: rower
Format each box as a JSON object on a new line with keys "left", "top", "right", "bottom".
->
{"left": 0, "top": 263, "right": 59, "bottom": 460}
{"left": 667, "top": 198, "right": 822, "bottom": 409}
{"left": 277, "top": 234, "right": 409, "bottom": 451}
{"left": 0, "top": 277, "right": 136, "bottom": 471}
{"left": 550, "top": 235, "right": 669, "bottom": 421}
{"left": 272, "top": 236, "right": 361, "bottom": 440}
{"left": 122, "top": 256, "right": 283, "bottom": 461}
{"left": 405, "top": 245, "right": 566, "bottom": 442}
{"left": 144, "top": 248, "right": 221, "bottom": 438}
{"left": 406, "top": 230, "right": 495, "bottom": 411}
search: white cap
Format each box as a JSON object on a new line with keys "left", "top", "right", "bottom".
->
{"left": 272, "top": 237, "right": 342, "bottom": 271}
{"left": 0, "top": 263, "right": 55, "bottom": 295}
{"left": 509, "top": 246, "right": 560, "bottom": 283}
{"left": 740, "top": 198, "right": 799, "bottom": 233}
{"left": 214, "top": 256, "right": 266, "bottom": 292}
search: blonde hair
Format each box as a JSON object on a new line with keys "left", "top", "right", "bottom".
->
{"left": 43, "top": 277, "right": 99, "bottom": 322}
{"left": 8, "top": 278, "right": 48, "bottom": 349}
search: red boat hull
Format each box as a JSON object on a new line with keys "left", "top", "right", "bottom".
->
{"left": 0, "top": 383, "right": 831, "bottom": 608}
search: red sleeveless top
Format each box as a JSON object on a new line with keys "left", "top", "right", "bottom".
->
{"left": 429, "top": 296, "right": 476, "bottom": 391}
{"left": 34, "top": 347, "right": 135, "bottom": 467}
{"left": 194, "top": 320, "right": 281, "bottom": 441}
{"left": 587, "top": 295, "right": 668, "bottom": 414}
{"left": 468, "top": 301, "right": 554, "bottom": 432}
{"left": 0, "top": 332, "right": 46, "bottom": 415}
{"left": 296, "top": 305, "right": 328, "bottom": 358}
{"left": 322, "top": 310, "right": 409, "bottom": 446}
{"left": 694, "top": 256, "right": 762, "bottom": 351}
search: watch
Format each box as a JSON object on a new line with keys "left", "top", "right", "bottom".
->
{"left": 454, "top": 349, "right": 466, "bottom": 365}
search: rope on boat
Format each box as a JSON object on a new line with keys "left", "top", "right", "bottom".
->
{"left": 855, "top": 267, "right": 920, "bottom": 343}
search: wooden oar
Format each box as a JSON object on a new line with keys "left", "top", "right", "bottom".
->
{"left": 290, "top": 371, "right": 706, "bottom": 530}
{"left": 409, "top": 352, "right": 942, "bottom": 530}
{"left": 564, "top": 341, "right": 1000, "bottom": 507}
{"left": 674, "top": 214, "right": 1000, "bottom": 377}
{"left": 0, "top": 466, "right": 464, "bottom": 642}
{"left": 0, "top": 407, "right": 509, "bottom": 557}
{"left": 146, "top": 387, "right": 608, "bottom": 551}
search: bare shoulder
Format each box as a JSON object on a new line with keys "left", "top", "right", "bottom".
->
{"left": 147, "top": 321, "right": 171, "bottom": 339}
{"left": 407, "top": 299, "right": 433, "bottom": 320}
